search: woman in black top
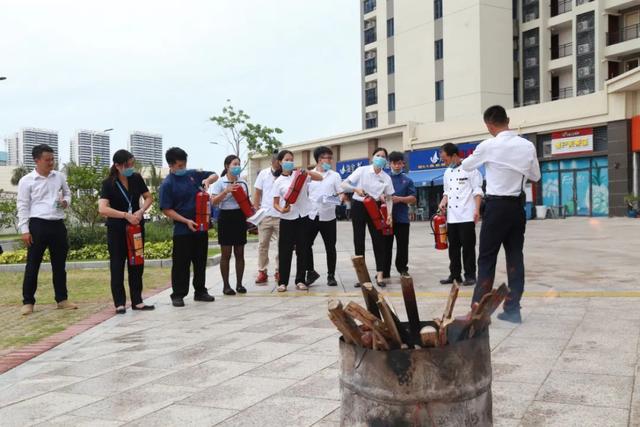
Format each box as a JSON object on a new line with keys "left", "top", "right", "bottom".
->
{"left": 98, "top": 150, "right": 154, "bottom": 314}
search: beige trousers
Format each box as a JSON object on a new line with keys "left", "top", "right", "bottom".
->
{"left": 257, "top": 216, "right": 280, "bottom": 272}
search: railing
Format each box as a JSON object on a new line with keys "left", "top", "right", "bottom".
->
{"left": 364, "top": 28, "right": 376, "bottom": 45}
{"left": 550, "top": 0, "right": 572, "bottom": 17}
{"left": 607, "top": 23, "right": 640, "bottom": 46}
{"left": 551, "top": 42, "right": 572, "bottom": 59}
{"left": 363, "top": 0, "right": 376, "bottom": 14}
{"left": 365, "top": 89, "right": 378, "bottom": 106}
{"left": 364, "top": 58, "right": 376, "bottom": 75}
{"left": 552, "top": 87, "right": 573, "bottom": 100}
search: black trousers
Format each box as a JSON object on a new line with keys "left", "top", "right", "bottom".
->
{"left": 351, "top": 200, "right": 386, "bottom": 273}
{"left": 447, "top": 221, "right": 477, "bottom": 280}
{"left": 278, "top": 217, "right": 309, "bottom": 286}
{"left": 473, "top": 199, "right": 526, "bottom": 312}
{"left": 382, "top": 221, "right": 410, "bottom": 277}
{"left": 171, "top": 232, "right": 209, "bottom": 299}
{"left": 306, "top": 217, "right": 337, "bottom": 276}
{"left": 107, "top": 224, "right": 144, "bottom": 307}
{"left": 22, "top": 218, "right": 69, "bottom": 305}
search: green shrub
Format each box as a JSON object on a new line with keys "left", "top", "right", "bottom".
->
{"left": 67, "top": 225, "right": 107, "bottom": 250}
{"left": 144, "top": 222, "right": 174, "bottom": 243}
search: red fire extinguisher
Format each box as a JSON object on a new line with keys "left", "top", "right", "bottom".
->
{"left": 284, "top": 169, "right": 307, "bottom": 205}
{"left": 195, "top": 189, "right": 210, "bottom": 232}
{"left": 430, "top": 210, "right": 448, "bottom": 250}
{"left": 363, "top": 196, "right": 393, "bottom": 236}
{"left": 231, "top": 183, "right": 255, "bottom": 219}
{"left": 126, "top": 224, "right": 144, "bottom": 266}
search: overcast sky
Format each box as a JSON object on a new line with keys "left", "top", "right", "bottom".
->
{"left": 0, "top": 0, "right": 361, "bottom": 169}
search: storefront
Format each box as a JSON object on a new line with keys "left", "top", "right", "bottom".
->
{"left": 538, "top": 127, "right": 609, "bottom": 217}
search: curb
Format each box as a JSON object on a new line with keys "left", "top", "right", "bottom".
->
{"left": 0, "top": 254, "right": 221, "bottom": 374}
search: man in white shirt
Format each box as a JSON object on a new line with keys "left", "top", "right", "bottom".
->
{"left": 252, "top": 152, "right": 282, "bottom": 284}
{"left": 17, "top": 144, "right": 77, "bottom": 316}
{"left": 462, "top": 105, "right": 541, "bottom": 323}
{"left": 438, "top": 143, "right": 484, "bottom": 287}
{"left": 305, "top": 146, "right": 343, "bottom": 287}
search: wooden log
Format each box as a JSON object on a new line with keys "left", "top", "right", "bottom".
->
{"left": 400, "top": 275, "right": 422, "bottom": 341}
{"left": 438, "top": 318, "right": 454, "bottom": 346}
{"left": 351, "top": 255, "right": 372, "bottom": 286}
{"left": 442, "top": 282, "right": 460, "bottom": 321}
{"left": 362, "top": 282, "right": 381, "bottom": 318}
{"left": 344, "top": 302, "right": 390, "bottom": 350}
{"left": 327, "top": 300, "right": 364, "bottom": 346}
{"left": 469, "top": 284, "right": 510, "bottom": 338}
{"left": 377, "top": 297, "right": 403, "bottom": 348}
{"left": 420, "top": 326, "right": 439, "bottom": 347}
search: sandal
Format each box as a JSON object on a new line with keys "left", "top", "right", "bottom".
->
{"left": 277, "top": 284, "right": 287, "bottom": 293}
{"left": 295, "top": 282, "right": 309, "bottom": 291}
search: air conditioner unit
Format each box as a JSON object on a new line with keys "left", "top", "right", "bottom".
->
{"left": 525, "top": 36, "right": 537, "bottom": 47}
{"left": 577, "top": 21, "right": 590, "bottom": 32}
{"left": 577, "top": 89, "right": 592, "bottom": 96}
{"left": 365, "top": 112, "right": 378, "bottom": 119}
{"left": 577, "top": 44, "right": 591, "bottom": 55}
{"left": 524, "top": 78, "right": 537, "bottom": 89}
{"left": 525, "top": 57, "right": 537, "bottom": 67}
{"left": 365, "top": 50, "right": 376, "bottom": 60}
{"left": 577, "top": 66, "right": 592, "bottom": 78}
{"left": 543, "top": 140, "right": 552, "bottom": 158}
{"left": 365, "top": 81, "right": 377, "bottom": 89}
{"left": 364, "top": 21, "right": 376, "bottom": 30}
{"left": 525, "top": 13, "right": 536, "bottom": 22}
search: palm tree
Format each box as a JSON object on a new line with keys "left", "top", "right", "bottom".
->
{"left": 10, "top": 166, "right": 30, "bottom": 186}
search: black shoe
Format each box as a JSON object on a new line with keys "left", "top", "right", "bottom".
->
{"left": 354, "top": 282, "right": 361, "bottom": 288}
{"left": 375, "top": 277, "right": 386, "bottom": 288}
{"left": 327, "top": 275, "right": 338, "bottom": 287}
{"left": 439, "top": 276, "right": 462, "bottom": 285}
{"left": 115, "top": 307, "right": 126, "bottom": 314}
{"left": 194, "top": 293, "right": 215, "bottom": 302}
{"left": 223, "top": 287, "right": 236, "bottom": 296}
{"left": 171, "top": 298, "right": 185, "bottom": 307}
{"left": 305, "top": 270, "right": 320, "bottom": 286}
{"left": 399, "top": 270, "right": 409, "bottom": 277}
{"left": 132, "top": 304, "right": 155, "bottom": 311}
{"left": 236, "top": 285, "right": 247, "bottom": 294}
{"left": 462, "top": 278, "right": 476, "bottom": 287}
{"left": 497, "top": 310, "right": 522, "bottom": 324}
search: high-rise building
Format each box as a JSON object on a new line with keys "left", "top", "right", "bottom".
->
{"left": 70, "top": 130, "right": 111, "bottom": 168}
{"left": 4, "top": 128, "right": 59, "bottom": 170}
{"left": 0, "top": 151, "right": 7, "bottom": 166}
{"left": 128, "top": 131, "right": 163, "bottom": 168}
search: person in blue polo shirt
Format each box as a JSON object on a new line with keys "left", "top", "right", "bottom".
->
{"left": 159, "top": 147, "right": 219, "bottom": 307}
{"left": 383, "top": 151, "right": 416, "bottom": 280}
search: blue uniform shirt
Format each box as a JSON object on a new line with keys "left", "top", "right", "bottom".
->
{"left": 390, "top": 172, "right": 416, "bottom": 224}
{"left": 159, "top": 170, "right": 215, "bottom": 236}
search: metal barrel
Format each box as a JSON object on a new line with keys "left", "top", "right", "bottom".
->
{"left": 339, "top": 329, "right": 492, "bottom": 427}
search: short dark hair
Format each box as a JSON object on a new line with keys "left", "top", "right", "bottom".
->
{"left": 313, "top": 146, "right": 333, "bottom": 162}
{"left": 32, "top": 144, "right": 54, "bottom": 160}
{"left": 483, "top": 105, "right": 509, "bottom": 125}
{"left": 440, "top": 143, "right": 458, "bottom": 157}
{"left": 165, "top": 147, "right": 188, "bottom": 165}
{"left": 372, "top": 147, "right": 388, "bottom": 158}
{"left": 388, "top": 151, "right": 405, "bottom": 162}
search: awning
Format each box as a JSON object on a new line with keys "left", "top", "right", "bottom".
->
{"left": 408, "top": 166, "right": 486, "bottom": 188}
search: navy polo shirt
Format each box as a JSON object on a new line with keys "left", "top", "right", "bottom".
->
{"left": 391, "top": 172, "right": 416, "bottom": 224}
{"left": 159, "top": 170, "right": 215, "bottom": 236}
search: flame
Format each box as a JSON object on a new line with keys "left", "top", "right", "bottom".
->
{"left": 588, "top": 218, "right": 601, "bottom": 228}
{"left": 544, "top": 289, "right": 559, "bottom": 302}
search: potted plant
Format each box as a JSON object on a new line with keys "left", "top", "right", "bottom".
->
{"left": 624, "top": 194, "right": 640, "bottom": 218}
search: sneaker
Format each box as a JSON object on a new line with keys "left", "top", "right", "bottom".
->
{"left": 194, "top": 292, "right": 215, "bottom": 302}
{"left": 171, "top": 298, "right": 185, "bottom": 307}
{"left": 56, "top": 300, "right": 78, "bottom": 310}
{"left": 255, "top": 271, "right": 268, "bottom": 284}
{"left": 327, "top": 275, "right": 338, "bottom": 287}
{"left": 20, "top": 304, "right": 34, "bottom": 316}
{"left": 497, "top": 310, "right": 522, "bottom": 324}
{"left": 305, "top": 270, "right": 320, "bottom": 286}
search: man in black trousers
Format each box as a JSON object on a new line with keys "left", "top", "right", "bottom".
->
{"left": 17, "top": 144, "right": 77, "bottom": 315}
{"left": 461, "top": 105, "right": 540, "bottom": 323}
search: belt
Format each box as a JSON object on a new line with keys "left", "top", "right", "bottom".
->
{"left": 485, "top": 195, "right": 521, "bottom": 201}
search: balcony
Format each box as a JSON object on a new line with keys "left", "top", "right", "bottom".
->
{"left": 365, "top": 88, "right": 378, "bottom": 106}
{"left": 363, "top": 0, "right": 376, "bottom": 15}
{"left": 364, "top": 27, "right": 377, "bottom": 45}
{"left": 607, "top": 23, "right": 640, "bottom": 45}
{"left": 552, "top": 86, "right": 573, "bottom": 100}
{"left": 550, "top": 0, "right": 572, "bottom": 17}
{"left": 551, "top": 42, "right": 572, "bottom": 59}
{"left": 364, "top": 58, "right": 377, "bottom": 75}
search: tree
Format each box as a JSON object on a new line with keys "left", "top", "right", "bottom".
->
{"left": 0, "top": 191, "right": 19, "bottom": 233}
{"left": 64, "top": 159, "right": 109, "bottom": 230}
{"left": 209, "top": 100, "right": 283, "bottom": 167}
{"left": 146, "top": 164, "right": 167, "bottom": 222}
{"left": 10, "top": 166, "right": 30, "bottom": 186}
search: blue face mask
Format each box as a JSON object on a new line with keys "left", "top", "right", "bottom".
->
{"left": 174, "top": 168, "right": 188, "bottom": 177}
{"left": 391, "top": 169, "right": 402, "bottom": 175}
{"left": 123, "top": 167, "right": 135, "bottom": 177}
{"left": 372, "top": 156, "right": 387, "bottom": 169}
{"left": 230, "top": 166, "right": 242, "bottom": 176}
{"left": 282, "top": 161, "right": 295, "bottom": 172}
{"left": 322, "top": 163, "right": 332, "bottom": 171}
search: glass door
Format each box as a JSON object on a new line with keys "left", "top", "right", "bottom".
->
{"left": 560, "top": 171, "right": 575, "bottom": 215}
{"left": 575, "top": 170, "right": 591, "bottom": 216}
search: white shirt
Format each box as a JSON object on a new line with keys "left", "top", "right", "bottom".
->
{"left": 443, "top": 165, "right": 483, "bottom": 224}
{"left": 17, "top": 169, "right": 72, "bottom": 233}
{"left": 344, "top": 165, "right": 394, "bottom": 202}
{"left": 211, "top": 178, "right": 250, "bottom": 210}
{"left": 272, "top": 173, "right": 312, "bottom": 220}
{"left": 462, "top": 130, "right": 541, "bottom": 196}
{"left": 308, "top": 169, "right": 343, "bottom": 221}
{"left": 254, "top": 167, "right": 279, "bottom": 217}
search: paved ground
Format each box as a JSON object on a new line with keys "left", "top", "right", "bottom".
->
{"left": 0, "top": 217, "right": 639, "bottom": 426}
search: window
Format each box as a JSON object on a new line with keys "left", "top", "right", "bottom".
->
{"left": 435, "top": 80, "right": 444, "bottom": 101}
{"left": 434, "top": 0, "right": 443, "bottom": 19}
{"left": 364, "top": 50, "right": 377, "bottom": 75}
{"left": 435, "top": 39, "right": 443, "bottom": 60}
{"left": 365, "top": 112, "right": 378, "bottom": 129}
{"left": 365, "top": 81, "right": 378, "bottom": 106}
{"left": 387, "top": 55, "right": 395, "bottom": 74}
{"left": 363, "top": 0, "right": 376, "bottom": 14}
{"left": 387, "top": 18, "right": 394, "bottom": 38}
{"left": 364, "top": 26, "right": 376, "bottom": 44}
{"left": 388, "top": 93, "right": 396, "bottom": 112}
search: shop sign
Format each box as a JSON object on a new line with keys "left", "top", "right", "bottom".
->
{"left": 408, "top": 142, "right": 480, "bottom": 170}
{"left": 336, "top": 158, "right": 369, "bottom": 179}
{"left": 551, "top": 128, "right": 593, "bottom": 156}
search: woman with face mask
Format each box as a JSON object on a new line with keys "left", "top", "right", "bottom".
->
{"left": 271, "top": 150, "right": 323, "bottom": 292}
{"left": 210, "top": 155, "right": 249, "bottom": 295}
{"left": 98, "top": 149, "right": 155, "bottom": 314}
{"left": 341, "top": 147, "right": 395, "bottom": 287}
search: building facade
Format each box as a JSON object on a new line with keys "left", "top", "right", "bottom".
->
{"left": 4, "top": 128, "right": 59, "bottom": 170}
{"left": 70, "top": 130, "right": 111, "bottom": 168}
{"left": 128, "top": 131, "right": 163, "bottom": 168}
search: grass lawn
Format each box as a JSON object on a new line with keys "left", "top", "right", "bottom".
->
{"left": 0, "top": 267, "right": 171, "bottom": 354}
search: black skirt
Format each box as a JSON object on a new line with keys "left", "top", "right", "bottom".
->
{"left": 218, "top": 209, "right": 247, "bottom": 246}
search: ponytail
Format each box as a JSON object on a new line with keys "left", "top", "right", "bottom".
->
{"left": 110, "top": 149, "right": 134, "bottom": 182}
{"left": 222, "top": 154, "right": 239, "bottom": 178}
{"left": 108, "top": 164, "right": 119, "bottom": 182}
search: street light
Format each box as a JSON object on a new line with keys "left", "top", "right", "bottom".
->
{"left": 209, "top": 141, "right": 219, "bottom": 145}
{"left": 103, "top": 128, "right": 113, "bottom": 133}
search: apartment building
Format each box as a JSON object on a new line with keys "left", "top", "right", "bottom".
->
{"left": 128, "top": 131, "right": 163, "bottom": 168}
{"left": 249, "top": 0, "right": 640, "bottom": 217}
{"left": 70, "top": 130, "right": 111, "bottom": 168}
{"left": 4, "top": 128, "right": 59, "bottom": 170}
